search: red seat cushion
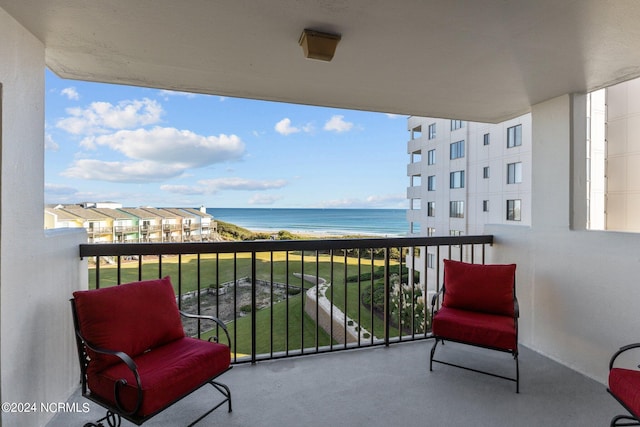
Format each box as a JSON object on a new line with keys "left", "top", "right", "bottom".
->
{"left": 610, "top": 368, "right": 640, "bottom": 418}
{"left": 442, "top": 260, "right": 516, "bottom": 317}
{"left": 432, "top": 306, "right": 517, "bottom": 351}
{"left": 88, "top": 337, "right": 231, "bottom": 417}
{"left": 73, "top": 277, "right": 185, "bottom": 374}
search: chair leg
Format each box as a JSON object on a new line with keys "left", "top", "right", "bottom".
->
{"left": 185, "top": 380, "right": 233, "bottom": 427}
{"left": 84, "top": 410, "right": 121, "bottom": 427}
{"left": 611, "top": 414, "right": 640, "bottom": 426}
{"left": 430, "top": 338, "right": 439, "bottom": 371}
{"left": 515, "top": 353, "right": 520, "bottom": 394}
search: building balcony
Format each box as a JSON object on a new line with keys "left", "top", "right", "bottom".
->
{"left": 48, "top": 340, "right": 618, "bottom": 426}
{"left": 42, "top": 234, "right": 625, "bottom": 426}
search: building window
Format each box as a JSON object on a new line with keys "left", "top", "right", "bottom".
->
{"left": 483, "top": 200, "right": 489, "bottom": 212}
{"left": 449, "top": 230, "right": 463, "bottom": 236}
{"left": 427, "top": 253, "right": 435, "bottom": 269}
{"left": 411, "top": 126, "right": 422, "bottom": 140}
{"left": 483, "top": 166, "right": 490, "bottom": 179}
{"left": 449, "top": 201, "right": 464, "bottom": 218}
{"left": 483, "top": 133, "right": 490, "bottom": 145}
{"left": 428, "top": 123, "right": 436, "bottom": 139}
{"left": 450, "top": 170, "right": 465, "bottom": 189}
{"left": 411, "top": 199, "right": 421, "bottom": 210}
{"left": 411, "top": 175, "right": 421, "bottom": 186}
{"left": 427, "top": 175, "right": 436, "bottom": 191}
{"left": 507, "top": 199, "right": 522, "bottom": 221}
{"left": 451, "top": 120, "right": 465, "bottom": 130}
{"left": 411, "top": 151, "right": 421, "bottom": 163}
{"left": 507, "top": 162, "right": 522, "bottom": 184}
{"left": 411, "top": 222, "right": 421, "bottom": 233}
{"left": 427, "top": 149, "right": 436, "bottom": 165}
{"left": 427, "top": 227, "right": 435, "bottom": 237}
{"left": 427, "top": 202, "right": 435, "bottom": 217}
{"left": 507, "top": 124, "right": 522, "bottom": 148}
{"left": 450, "top": 140, "right": 465, "bottom": 159}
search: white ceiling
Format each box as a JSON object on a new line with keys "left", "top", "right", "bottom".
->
{"left": 3, "top": 0, "right": 640, "bottom": 122}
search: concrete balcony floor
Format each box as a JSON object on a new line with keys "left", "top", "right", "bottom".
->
{"left": 49, "top": 340, "right": 622, "bottom": 427}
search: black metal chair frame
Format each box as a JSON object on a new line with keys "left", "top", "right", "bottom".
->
{"left": 71, "top": 299, "right": 233, "bottom": 427}
{"left": 608, "top": 343, "right": 640, "bottom": 427}
{"left": 429, "top": 281, "right": 520, "bottom": 393}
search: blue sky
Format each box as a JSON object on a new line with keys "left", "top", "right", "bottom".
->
{"left": 45, "top": 69, "right": 409, "bottom": 209}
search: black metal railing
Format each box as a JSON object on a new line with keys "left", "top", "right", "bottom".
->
{"left": 80, "top": 235, "right": 493, "bottom": 364}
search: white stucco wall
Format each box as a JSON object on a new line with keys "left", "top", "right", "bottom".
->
{"left": 486, "top": 94, "right": 640, "bottom": 384}
{"left": 0, "top": 8, "right": 88, "bottom": 427}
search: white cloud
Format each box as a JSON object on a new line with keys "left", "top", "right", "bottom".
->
{"left": 45, "top": 133, "right": 59, "bottom": 151}
{"left": 248, "top": 194, "right": 282, "bottom": 205}
{"left": 61, "top": 87, "right": 80, "bottom": 100}
{"left": 158, "top": 89, "right": 198, "bottom": 99}
{"left": 45, "top": 183, "right": 78, "bottom": 196}
{"left": 81, "top": 127, "right": 245, "bottom": 166}
{"left": 323, "top": 115, "right": 354, "bottom": 133}
{"left": 198, "top": 177, "right": 288, "bottom": 192}
{"left": 56, "top": 98, "right": 163, "bottom": 135}
{"left": 161, "top": 177, "right": 288, "bottom": 195}
{"left": 158, "top": 184, "right": 206, "bottom": 195}
{"left": 62, "top": 127, "right": 245, "bottom": 183}
{"left": 275, "top": 118, "right": 300, "bottom": 136}
{"left": 385, "top": 113, "right": 402, "bottom": 119}
{"left": 62, "top": 159, "right": 186, "bottom": 183}
{"left": 317, "top": 194, "right": 405, "bottom": 208}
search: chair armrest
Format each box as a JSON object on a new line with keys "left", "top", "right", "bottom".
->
{"left": 609, "top": 342, "right": 640, "bottom": 371}
{"left": 180, "top": 310, "right": 232, "bottom": 348}
{"left": 76, "top": 332, "right": 143, "bottom": 415}
{"left": 431, "top": 288, "right": 444, "bottom": 309}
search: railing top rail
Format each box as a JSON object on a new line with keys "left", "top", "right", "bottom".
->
{"left": 79, "top": 235, "right": 493, "bottom": 258}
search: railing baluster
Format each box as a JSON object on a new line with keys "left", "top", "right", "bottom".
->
{"left": 178, "top": 254, "right": 182, "bottom": 311}
{"left": 343, "top": 250, "right": 348, "bottom": 350}
{"left": 233, "top": 253, "right": 238, "bottom": 363}
{"left": 315, "top": 250, "right": 320, "bottom": 353}
{"left": 197, "top": 253, "right": 201, "bottom": 338}
{"left": 384, "top": 247, "right": 390, "bottom": 347}
{"left": 79, "top": 235, "right": 494, "bottom": 362}
{"left": 357, "top": 248, "right": 362, "bottom": 347}
{"left": 270, "top": 251, "right": 274, "bottom": 359}
{"left": 300, "top": 250, "right": 305, "bottom": 355}
{"left": 329, "top": 249, "right": 334, "bottom": 351}
{"left": 251, "top": 251, "right": 257, "bottom": 364}
{"left": 285, "top": 251, "right": 289, "bottom": 357}
{"left": 95, "top": 256, "right": 101, "bottom": 289}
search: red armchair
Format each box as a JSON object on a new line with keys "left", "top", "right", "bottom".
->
{"left": 71, "top": 277, "right": 232, "bottom": 427}
{"left": 608, "top": 343, "right": 640, "bottom": 426}
{"left": 430, "top": 259, "right": 519, "bottom": 392}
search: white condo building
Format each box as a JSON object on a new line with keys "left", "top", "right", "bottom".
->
{"left": 406, "top": 114, "right": 532, "bottom": 294}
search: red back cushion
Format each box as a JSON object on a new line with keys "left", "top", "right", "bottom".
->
{"left": 73, "top": 276, "right": 185, "bottom": 373}
{"left": 442, "top": 259, "right": 516, "bottom": 316}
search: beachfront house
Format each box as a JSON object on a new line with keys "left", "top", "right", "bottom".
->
{"left": 181, "top": 207, "right": 217, "bottom": 241}
{"left": 59, "top": 206, "right": 114, "bottom": 244}
{"left": 44, "top": 206, "right": 84, "bottom": 230}
{"left": 141, "top": 207, "right": 183, "bottom": 242}
{"left": 4, "top": 2, "right": 640, "bottom": 426}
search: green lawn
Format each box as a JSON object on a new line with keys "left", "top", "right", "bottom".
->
{"left": 202, "top": 292, "right": 334, "bottom": 357}
{"left": 89, "top": 251, "right": 390, "bottom": 291}
{"left": 88, "top": 251, "right": 399, "bottom": 356}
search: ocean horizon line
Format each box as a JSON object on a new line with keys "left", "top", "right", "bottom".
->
{"left": 207, "top": 207, "right": 409, "bottom": 237}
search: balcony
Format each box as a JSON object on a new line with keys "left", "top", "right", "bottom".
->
{"left": 45, "top": 235, "right": 624, "bottom": 426}
{"left": 48, "top": 340, "right": 619, "bottom": 427}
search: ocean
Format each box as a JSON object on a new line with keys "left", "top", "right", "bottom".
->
{"left": 207, "top": 208, "right": 408, "bottom": 237}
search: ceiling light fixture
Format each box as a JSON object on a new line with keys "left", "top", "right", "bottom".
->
{"left": 298, "top": 29, "right": 341, "bottom": 62}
